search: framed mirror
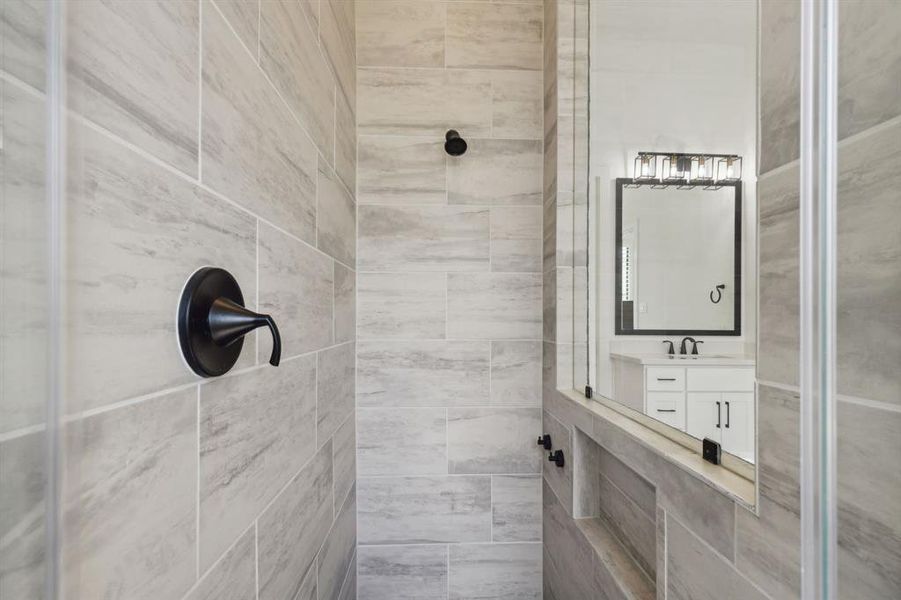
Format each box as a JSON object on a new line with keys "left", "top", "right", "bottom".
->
{"left": 615, "top": 179, "right": 742, "bottom": 336}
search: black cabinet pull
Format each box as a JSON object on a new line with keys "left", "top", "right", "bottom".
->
{"left": 725, "top": 402, "right": 730, "bottom": 428}
{"left": 656, "top": 409, "right": 677, "bottom": 413}
{"left": 715, "top": 401, "right": 721, "bottom": 428}
{"left": 657, "top": 377, "right": 676, "bottom": 381}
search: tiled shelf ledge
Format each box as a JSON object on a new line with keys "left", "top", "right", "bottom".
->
{"left": 550, "top": 389, "right": 756, "bottom": 510}
{"left": 575, "top": 516, "right": 656, "bottom": 600}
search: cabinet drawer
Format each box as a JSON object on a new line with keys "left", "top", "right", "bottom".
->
{"left": 646, "top": 367, "right": 685, "bottom": 391}
{"left": 686, "top": 367, "right": 754, "bottom": 392}
{"left": 646, "top": 392, "right": 686, "bottom": 430}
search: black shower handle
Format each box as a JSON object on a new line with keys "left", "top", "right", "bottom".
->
{"left": 208, "top": 297, "right": 281, "bottom": 366}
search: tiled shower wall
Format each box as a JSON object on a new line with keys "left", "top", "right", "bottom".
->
{"left": 1, "top": 1, "right": 357, "bottom": 598}
{"left": 354, "top": 1, "right": 545, "bottom": 597}
{"left": 542, "top": 1, "right": 901, "bottom": 599}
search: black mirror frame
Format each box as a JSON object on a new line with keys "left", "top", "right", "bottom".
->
{"left": 614, "top": 178, "right": 742, "bottom": 337}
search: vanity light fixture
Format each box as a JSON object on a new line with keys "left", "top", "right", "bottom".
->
{"left": 633, "top": 153, "right": 657, "bottom": 181}
{"left": 630, "top": 151, "right": 743, "bottom": 187}
{"left": 717, "top": 155, "right": 742, "bottom": 182}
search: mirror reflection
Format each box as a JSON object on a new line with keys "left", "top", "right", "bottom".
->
{"left": 589, "top": 0, "right": 758, "bottom": 465}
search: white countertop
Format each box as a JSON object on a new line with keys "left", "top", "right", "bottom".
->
{"left": 610, "top": 352, "right": 756, "bottom": 367}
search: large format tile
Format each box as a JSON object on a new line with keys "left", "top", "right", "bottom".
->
{"left": 318, "top": 343, "right": 355, "bottom": 444}
{"left": 446, "top": 2, "right": 542, "bottom": 70}
{"left": 260, "top": 0, "right": 335, "bottom": 158}
{"left": 357, "top": 408, "right": 448, "bottom": 476}
{"left": 317, "top": 159, "right": 356, "bottom": 266}
{"left": 63, "top": 389, "right": 196, "bottom": 600}
{"left": 358, "top": 273, "right": 446, "bottom": 339}
{"left": 333, "top": 412, "right": 357, "bottom": 512}
{"left": 211, "top": 0, "right": 258, "bottom": 54}
{"left": 336, "top": 89, "right": 357, "bottom": 193}
{"left": 185, "top": 526, "right": 256, "bottom": 600}
{"left": 757, "top": 164, "right": 799, "bottom": 387}
{"left": 257, "top": 440, "right": 333, "bottom": 600}
{"left": 202, "top": 3, "right": 318, "bottom": 243}
{"left": 490, "top": 206, "right": 542, "bottom": 272}
{"left": 320, "top": 0, "right": 355, "bottom": 108}
{"left": 542, "top": 480, "right": 602, "bottom": 600}
{"left": 490, "top": 341, "right": 542, "bottom": 406}
{"left": 358, "top": 67, "right": 492, "bottom": 136}
{"left": 447, "top": 407, "right": 542, "bottom": 474}
{"left": 835, "top": 401, "right": 901, "bottom": 598}
{"left": 492, "top": 70, "right": 543, "bottom": 140}
{"left": 448, "top": 543, "right": 542, "bottom": 600}
{"left": 68, "top": 0, "right": 199, "bottom": 175}
{"left": 358, "top": 544, "right": 448, "bottom": 600}
{"left": 599, "top": 471, "right": 656, "bottom": 579}
{"left": 735, "top": 496, "right": 800, "bottom": 600}
{"left": 356, "top": 0, "right": 445, "bottom": 68}
{"left": 357, "top": 475, "right": 491, "bottom": 544}
{"left": 667, "top": 517, "right": 766, "bottom": 600}
{"left": 758, "top": 0, "right": 800, "bottom": 173}
{"left": 598, "top": 446, "right": 656, "bottom": 521}
{"left": 199, "top": 356, "right": 316, "bottom": 570}
{"left": 0, "top": 0, "right": 46, "bottom": 90}
{"left": 0, "top": 431, "right": 44, "bottom": 599}
{"left": 357, "top": 341, "right": 490, "bottom": 407}
{"left": 757, "top": 384, "right": 800, "bottom": 514}
{"left": 491, "top": 475, "right": 541, "bottom": 542}
{"left": 258, "top": 222, "right": 334, "bottom": 359}
{"left": 542, "top": 410, "right": 573, "bottom": 515}
{"left": 447, "top": 139, "right": 543, "bottom": 206}
{"left": 338, "top": 552, "right": 357, "bottom": 600}
{"left": 357, "top": 136, "right": 447, "bottom": 205}
{"left": 447, "top": 273, "right": 542, "bottom": 339}
{"left": 334, "top": 262, "right": 356, "bottom": 344}
{"left": 835, "top": 120, "right": 901, "bottom": 406}
{"left": 358, "top": 205, "right": 489, "bottom": 271}
{"left": 318, "top": 487, "right": 357, "bottom": 600}
{"left": 67, "top": 122, "right": 256, "bottom": 413}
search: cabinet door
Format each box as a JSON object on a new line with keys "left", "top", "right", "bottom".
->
{"left": 686, "top": 392, "right": 722, "bottom": 443}
{"left": 721, "top": 392, "right": 755, "bottom": 462}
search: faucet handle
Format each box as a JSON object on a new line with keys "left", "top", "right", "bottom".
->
{"left": 692, "top": 340, "right": 704, "bottom": 355}
{"left": 661, "top": 340, "right": 674, "bottom": 355}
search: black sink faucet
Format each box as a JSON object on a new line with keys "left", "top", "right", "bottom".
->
{"left": 679, "top": 337, "right": 696, "bottom": 355}
{"left": 661, "top": 340, "right": 675, "bottom": 355}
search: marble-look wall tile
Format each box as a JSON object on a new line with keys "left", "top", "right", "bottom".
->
{"left": 492, "top": 474, "right": 542, "bottom": 542}
{"left": 446, "top": 3, "right": 542, "bottom": 70}
{"left": 0, "top": 431, "right": 44, "bottom": 599}
{"left": 320, "top": 0, "right": 355, "bottom": 109}
{"left": 257, "top": 440, "right": 333, "bottom": 600}
{"left": 358, "top": 544, "right": 448, "bottom": 600}
{"left": 492, "top": 70, "right": 543, "bottom": 140}
{"left": 599, "top": 472, "right": 656, "bottom": 580}
{"left": 199, "top": 356, "right": 316, "bottom": 569}
{"left": 338, "top": 552, "right": 357, "bottom": 600}
{"left": 735, "top": 496, "right": 800, "bottom": 600}
{"left": 358, "top": 205, "right": 489, "bottom": 271}
{"left": 185, "top": 526, "right": 256, "bottom": 600}
{"left": 447, "top": 407, "right": 542, "bottom": 474}
{"left": 598, "top": 446, "right": 656, "bottom": 521}
{"left": 68, "top": 0, "right": 199, "bottom": 175}
{"left": 317, "top": 159, "right": 356, "bottom": 266}
{"left": 757, "top": 384, "right": 800, "bottom": 514}
{"left": 202, "top": 3, "right": 318, "bottom": 243}
{"left": 336, "top": 89, "right": 357, "bottom": 193}
{"left": 67, "top": 123, "right": 256, "bottom": 413}
{"left": 0, "top": 0, "right": 46, "bottom": 90}
{"left": 490, "top": 206, "right": 542, "bottom": 272}
{"left": 358, "top": 67, "right": 493, "bottom": 136}
{"left": 357, "top": 341, "right": 490, "bottom": 407}
{"left": 448, "top": 543, "right": 542, "bottom": 600}
{"left": 333, "top": 412, "right": 356, "bottom": 512}
{"left": 358, "top": 272, "right": 446, "bottom": 339}
{"left": 358, "top": 475, "right": 491, "bottom": 544}
{"left": 318, "top": 342, "right": 355, "bottom": 443}
{"left": 294, "top": 568, "right": 318, "bottom": 600}
{"left": 258, "top": 222, "right": 334, "bottom": 359}
{"left": 447, "top": 273, "right": 542, "bottom": 339}
{"left": 318, "top": 487, "right": 357, "bottom": 600}
{"left": 542, "top": 480, "right": 601, "bottom": 599}
{"left": 260, "top": 0, "right": 335, "bottom": 158}
{"left": 447, "top": 139, "right": 543, "bottom": 206}
{"left": 357, "top": 136, "right": 447, "bottom": 205}
{"left": 667, "top": 517, "right": 767, "bottom": 600}
{"left": 357, "top": 408, "right": 448, "bottom": 476}
{"left": 757, "top": 164, "right": 799, "bottom": 386}
{"left": 835, "top": 120, "right": 901, "bottom": 406}
{"left": 334, "top": 262, "right": 356, "bottom": 344}
{"left": 356, "top": 0, "right": 445, "bottom": 68}
{"left": 211, "top": 0, "right": 258, "bottom": 54}
{"left": 758, "top": 0, "right": 799, "bottom": 174}
{"left": 63, "top": 389, "right": 196, "bottom": 600}
{"left": 542, "top": 410, "right": 573, "bottom": 514}
{"left": 572, "top": 427, "right": 600, "bottom": 519}
{"left": 836, "top": 400, "right": 901, "bottom": 598}
{"left": 490, "top": 341, "right": 542, "bottom": 406}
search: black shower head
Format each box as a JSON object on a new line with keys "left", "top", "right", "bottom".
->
{"left": 444, "top": 130, "right": 467, "bottom": 156}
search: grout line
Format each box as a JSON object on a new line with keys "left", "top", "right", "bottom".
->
{"left": 195, "top": 384, "right": 201, "bottom": 581}
{"left": 179, "top": 520, "right": 256, "bottom": 600}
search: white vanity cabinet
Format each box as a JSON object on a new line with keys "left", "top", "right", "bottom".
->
{"left": 612, "top": 355, "right": 756, "bottom": 461}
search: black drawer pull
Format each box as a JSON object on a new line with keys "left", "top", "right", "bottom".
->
{"left": 656, "top": 377, "right": 677, "bottom": 381}
{"left": 656, "top": 409, "right": 677, "bottom": 413}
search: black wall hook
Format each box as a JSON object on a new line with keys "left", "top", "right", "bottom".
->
{"left": 445, "top": 129, "right": 467, "bottom": 156}
{"left": 709, "top": 284, "right": 726, "bottom": 304}
{"left": 178, "top": 267, "right": 281, "bottom": 377}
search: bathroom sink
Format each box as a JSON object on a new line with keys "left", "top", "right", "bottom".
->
{"left": 610, "top": 352, "right": 755, "bottom": 366}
